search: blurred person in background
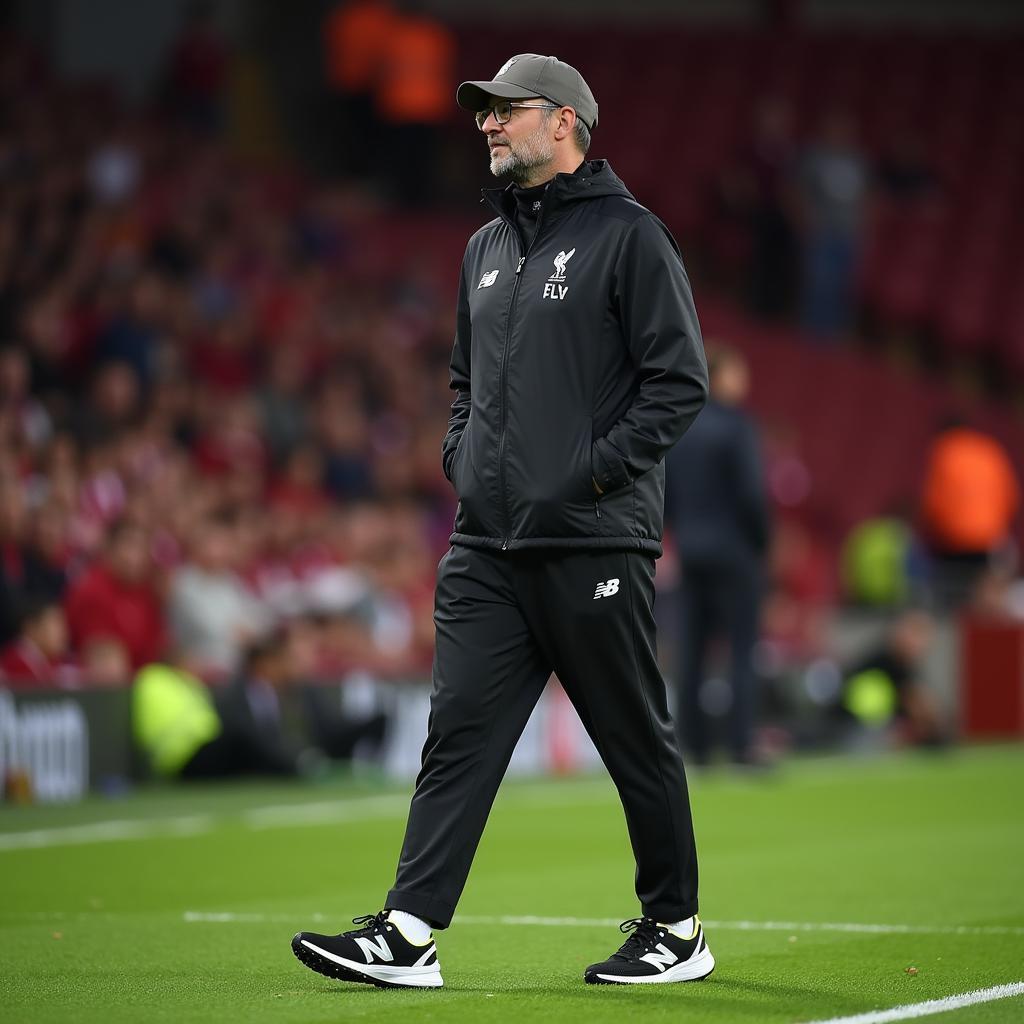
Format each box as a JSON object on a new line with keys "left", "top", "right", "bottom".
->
{"left": 666, "top": 346, "right": 770, "bottom": 768}
{"left": 875, "top": 132, "right": 940, "bottom": 205}
{"left": 920, "top": 419, "right": 1020, "bottom": 610}
{"left": 0, "top": 596, "right": 78, "bottom": 689}
{"left": 64, "top": 518, "right": 166, "bottom": 672}
{"left": 197, "top": 630, "right": 327, "bottom": 779}
{"left": 796, "top": 111, "right": 870, "bottom": 338}
{"left": 168, "top": 512, "right": 273, "bottom": 679}
{"left": 744, "top": 98, "right": 798, "bottom": 319}
{"left": 374, "top": 0, "right": 455, "bottom": 204}
{"left": 79, "top": 636, "right": 132, "bottom": 688}
{"left": 293, "top": 53, "right": 711, "bottom": 991}
{"left": 840, "top": 512, "right": 921, "bottom": 609}
{"left": 323, "top": 0, "right": 395, "bottom": 178}
{"left": 838, "top": 609, "right": 947, "bottom": 748}
{"left": 163, "top": 0, "right": 228, "bottom": 135}
{"left": 134, "top": 632, "right": 323, "bottom": 781}
{"left": 0, "top": 345, "right": 52, "bottom": 451}
{"left": 0, "top": 480, "right": 66, "bottom": 644}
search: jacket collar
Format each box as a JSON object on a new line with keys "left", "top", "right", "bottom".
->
{"left": 480, "top": 159, "right": 633, "bottom": 228}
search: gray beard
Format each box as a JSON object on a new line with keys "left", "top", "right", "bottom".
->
{"left": 489, "top": 121, "right": 555, "bottom": 185}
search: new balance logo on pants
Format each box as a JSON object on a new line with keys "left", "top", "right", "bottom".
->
{"left": 593, "top": 578, "right": 620, "bottom": 600}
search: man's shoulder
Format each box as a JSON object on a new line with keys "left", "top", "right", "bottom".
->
{"left": 466, "top": 215, "right": 506, "bottom": 247}
{"left": 590, "top": 193, "right": 655, "bottom": 227}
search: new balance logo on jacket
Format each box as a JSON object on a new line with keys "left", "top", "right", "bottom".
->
{"left": 594, "top": 578, "right": 620, "bottom": 599}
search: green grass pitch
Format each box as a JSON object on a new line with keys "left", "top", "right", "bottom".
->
{"left": 2, "top": 745, "right": 1023, "bottom": 1023}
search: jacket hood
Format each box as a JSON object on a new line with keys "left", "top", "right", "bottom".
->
{"left": 482, "top": 159, "right": 634, "bottom": 220}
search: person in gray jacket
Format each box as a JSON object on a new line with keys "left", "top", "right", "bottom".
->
{"left": 293, "top": 54, "right": 712, "bottom": 990}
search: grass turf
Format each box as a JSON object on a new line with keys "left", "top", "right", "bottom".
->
{"left": 2, "top": 745, "right": 1023, "bottom": 1023}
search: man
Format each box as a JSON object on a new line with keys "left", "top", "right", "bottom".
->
{"left": 919, "top": 418, "right": 1020, "bottom": 610}
{"left": 0, "top": 597, "right": 79, "bottom": 689}
{"left": 665, "top": 346, "right": 770, "bottom": 767}
{"left": 293, "top": 54, "right": 710, "bottom": 989}
{"left": 64, "top": 519, "right": 166, "bottom": 670}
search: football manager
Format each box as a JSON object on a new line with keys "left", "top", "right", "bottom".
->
{"left": 293, "top": 53, "right": 711, "bottom": 989}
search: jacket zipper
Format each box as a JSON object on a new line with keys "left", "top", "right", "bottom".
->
{"left": 494, "top": 195, "right": 551, "bottom": 551}
{"left": 497, "top": 255, "right": 525, "bottom": 550}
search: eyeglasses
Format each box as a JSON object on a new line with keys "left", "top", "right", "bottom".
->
{"left": 475, "top": 100, "right": 559, "bottom": 130}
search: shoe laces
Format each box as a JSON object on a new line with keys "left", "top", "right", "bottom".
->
{"left": 345, "top": 911, "right": 390, "bottom": 937}
{"left": 616, "top": 917, "right": 665, "bottom": 958}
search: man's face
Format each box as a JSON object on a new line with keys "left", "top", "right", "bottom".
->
{"left": 479, "top": 96, "right": 557, "bottom": 184}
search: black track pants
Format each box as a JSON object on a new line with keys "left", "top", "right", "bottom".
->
{"left": 385, "top": 544, "right": 700, "bottom": 929}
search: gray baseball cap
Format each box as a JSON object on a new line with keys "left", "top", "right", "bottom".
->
{"left": 456, "top": 54, "right": 598, "bottom": 131}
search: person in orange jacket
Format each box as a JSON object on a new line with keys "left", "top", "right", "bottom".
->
{"left": 920, "top": 420, "right": 1021, "bottom": 608}
{"left": 323, "top": 0, "right": 397, "bottom": 177}
{"left": 374, "top": 2, "right": 455, "bottom": 202}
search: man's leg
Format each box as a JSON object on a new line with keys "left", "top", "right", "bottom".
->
{"left": 724, "top": 564, "right": 762, "bottom": 762}
{"left": 519, "top": 550, "right": 699, "bottom": 924}
{"left": 677, "top": 565, "right": 714, "bottom": 763}
{"left": 385, "top": 545, "right": 551, "bottom": 928}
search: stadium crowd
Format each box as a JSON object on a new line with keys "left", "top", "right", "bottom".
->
{"left": 2, "top": 11, "right": 1022, "bottom": 772}
{"left": 0, "top": 33, "right": 449, "bottom": 693}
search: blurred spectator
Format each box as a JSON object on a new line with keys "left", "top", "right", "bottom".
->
{"left": 375, "top": 1, "right": 455, "bottom": 203}
{"left": 796, "top": 112, "right": 870, "bottom": 337}
{"left": 838, "top": 610, "right": 947, "bottom": 747}
{"left": 841, "top": 515, "right": 916, "bottom": 608}
{"left": 183, "top": 631, "right": 325, "bottom": 779}
{"left": 0, "top": 346, "right": 52, "bottom": 450}
{"left": 0, "top": 597, "right": 79, "bottom": 689}
{"left": 164, "top": 0, "right": 228, "bottom": 134}
{"left": 74, "top": 361, "right": 142, "bottom": 446}
{"left": 745, "top": 98, "right": 798, "bottom": 319}
{"left": 132, "top": 657, "right": 223, "bottom": 778}
{"left": 920, "top": 421, "right": 1020, "bottom": 609}
{"left": 80, "top": 636, "right": 132, "bottom": 687}
{"left": 876, "top": 134, "right": 940, "bottom": 204}
{"left": 168, "top": 514, "right": 272, "bottom": 677}
{"left": 64, "top": 519, "right": 166, "bottom": 670}
{"left": 666, "top": 347, "right": 770, "bottom": 766}
{"left": 257, "top": 346, "right": 310, "bottom": 461}
{"left": 323, "top": 0, "right": 396, "bottom": 178}
{"left": 0, "top": 482, "right": 66, "bottom": 644}
{"left": 86, "top": 122, "right": 143, "bottom": 207}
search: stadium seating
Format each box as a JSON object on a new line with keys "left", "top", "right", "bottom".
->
{"left": 456, "top": 28, "right": 1024, "bottom": 371}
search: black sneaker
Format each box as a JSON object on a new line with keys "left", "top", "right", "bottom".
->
{"left": 292, "top": 911, "right": 443, "bottom": 989}
{"left": 584, "top": 916, "right": 715, "bottom": 985}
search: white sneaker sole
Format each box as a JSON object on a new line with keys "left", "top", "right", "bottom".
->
{"left": 299, "top": 938, "right": 444, "bottom": 988}
{"left": 593, "top": 945, "right": 715, "bottom": 984}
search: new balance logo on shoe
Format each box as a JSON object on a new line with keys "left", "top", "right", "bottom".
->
{"left": 584, "top": 916, "right": 715, "bottom": 985}
{"left": 594, "top": 578, "right": 620, "bottom": 600}
{"left": 292, "top": 910, "right": 444, "bottom": 989}
{"left": 354, "top": 934, "right": 393, "bottom": 964}
{"left": 639, "top": 944, "right": 679, "bottom": 971}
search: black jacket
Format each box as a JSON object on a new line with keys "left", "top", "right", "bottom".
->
{"left": 442, "top": 160, "right": 708, "bottom": 556}
{"left": 665, "top": 398, "right": 770, "bottom": 568}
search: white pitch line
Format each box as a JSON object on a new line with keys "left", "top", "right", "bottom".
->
{"left": 799, "top": 981, "right": 1024, "bottom": 1024}
{"left": 242, "top": 794, "right": 410, "bottom": 829}
{"left": 179, "top": 911, "right": 1024, "bottom": 937}
{"left": 0, "top": 794, "right": 412, "bottom": 852}
{"left": 0, "top": 815, "right": 214, "bottom": 851}
{"left": 0, "top": 780, "right": 620, "bottom": 852}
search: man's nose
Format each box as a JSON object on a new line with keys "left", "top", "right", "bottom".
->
{"left": 480, "top": 110, "right": 501, "bottom": 133}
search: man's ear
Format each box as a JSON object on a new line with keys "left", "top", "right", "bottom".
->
{"left": 553, "top": 106, "right": 577, "bottom": 142}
